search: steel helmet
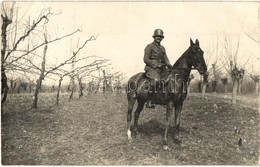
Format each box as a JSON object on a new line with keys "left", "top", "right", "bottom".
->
{"left": 153, "top": 29, "right": 164, "bottom": 38}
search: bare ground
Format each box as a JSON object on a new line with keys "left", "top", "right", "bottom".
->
{"left": 1, "top": 92, "right": 259, "bottom": 165}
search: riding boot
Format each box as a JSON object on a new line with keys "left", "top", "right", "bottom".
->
{"left": 146, "top": 93, "right": 155, "bottom": 108}
{"left": 146, "top": 79, "right": 157, "bottom": 108}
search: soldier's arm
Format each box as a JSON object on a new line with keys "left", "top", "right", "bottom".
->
{"left": 144, "top": 45, "right": 158, "bottom": 68}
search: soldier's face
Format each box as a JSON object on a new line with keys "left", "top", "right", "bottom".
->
{"left": 154, "top": 36, "right": 163, "bottom": 43}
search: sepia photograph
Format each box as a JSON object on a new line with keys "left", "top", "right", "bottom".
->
{"left": 1, "top": 1, "right": 259, "bottom": 165}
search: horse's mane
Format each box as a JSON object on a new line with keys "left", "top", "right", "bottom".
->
{"left": 172, "top": 47, "right": 190, "bottom": 67}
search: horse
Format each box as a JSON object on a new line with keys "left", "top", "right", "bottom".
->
{"left": 126, "top": 38, "right": 207, "bottom": 150}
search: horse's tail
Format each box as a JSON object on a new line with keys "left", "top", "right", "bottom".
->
{"left": 126, "top": 72, "right": 144, "bottom": 98}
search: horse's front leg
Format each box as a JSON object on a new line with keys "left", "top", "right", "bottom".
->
{"left": 163, "top": 102, "right": 173, "bottom": 150}
{"left": 174, "top": 102, "right": 183, "bottom": 142}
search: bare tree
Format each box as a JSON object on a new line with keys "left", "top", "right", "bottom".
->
{"left": 242, "top": 5, "right": 260, "bottom": 94}
{"left": 220, "top": 34, "right": 246, "bottom": 105}
{"left": 53, "top": 58, "right": 109, "bottom": 104}
{"left": 221, "top": 77, "right": 228, "bottom": 93}
{"left": 1, "top": 3, "right": 81, "bottom": 111}
{"left": 1, "top": 3, "right": 15, "bottom": 110}
{"left": 112, "top": 72, "right": 125, "bottom": 93}
{"left": 250, "top": 74, "right": 259, "bottom": 94}
{"left": 29, "top": 29, "right": 83, "bottom": 108}
{"left": 230, "top": 63, "right": 245, "bottom": 104}
{"left": 211, "top": 64, "right": 217, "bottom": 93}
{"left": 201, "top": 72, "right": 209, "bottom": 99}
{"left": 68, "top": 53, "right": 76, "bottom": 100}
{"left": 70, "top": 59, "right": 109, "bottom": 99}
{"left": 32, "top": 33, "right": 48, "bottom": 108}
{"left": 66, "top": 36, "right": 98, "bottom": 100}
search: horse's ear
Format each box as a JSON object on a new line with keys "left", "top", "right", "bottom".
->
{"left": 190, "top": 38, "right": 194, "bottom": 45}
{"left": 195, "top": 39, "right": 199, "bottom": 45}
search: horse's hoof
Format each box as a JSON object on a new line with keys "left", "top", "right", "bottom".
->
{"left": 174, "top": 139, "right": 182, "bottom": 145}
{"left": 127, "top": 137, "right": 132, "bottom": 142}
{"left": 133, "top": 130, "right": 138, "bottom": 138}
{"left": 163, "top": 145, "right": 171, "bottom": 150}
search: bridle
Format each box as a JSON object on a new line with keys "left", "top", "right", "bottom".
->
{"left": 171, "top": 48, "right": 201, "bottom": 71}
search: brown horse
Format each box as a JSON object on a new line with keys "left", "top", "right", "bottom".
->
{"left": 126, "top": 39, "right": 207, "bottom": 150}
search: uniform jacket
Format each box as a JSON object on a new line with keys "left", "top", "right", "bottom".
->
{"left": 144, "top": 41, "right": 171, "bottom": 80}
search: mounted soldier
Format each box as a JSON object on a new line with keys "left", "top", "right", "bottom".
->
{"left": 144, "top": 29, "right": 172, "bottom": 108}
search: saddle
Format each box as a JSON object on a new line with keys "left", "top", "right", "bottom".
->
{"left": 140, "top": 68, "right": 172, "bottom": 94}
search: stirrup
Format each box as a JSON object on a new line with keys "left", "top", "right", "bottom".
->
{"left": 146, "top": 100, "right": 155, "bottom": 109}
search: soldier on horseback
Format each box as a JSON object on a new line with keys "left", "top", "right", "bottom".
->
{"left": 144, "top": 29, "right": 172, "bottom": 108}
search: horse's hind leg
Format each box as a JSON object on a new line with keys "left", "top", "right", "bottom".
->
{"left": 163, "top": 102, "right": 174, "bottom": 150}
{"left": 133, "top": 99, "right": 145, "bottom": 136}
{"left": 127, "top": 97, "right": 136, "bottom": 141}
{"left": 174, "top": 102, "right": 183, "bottom": 143}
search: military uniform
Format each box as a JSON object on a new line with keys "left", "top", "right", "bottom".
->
{"left": 144, "top": 41, "right": 171, "bottom": 80}
{"left": 143, "top": 29, "right": 172, "bottom": 108}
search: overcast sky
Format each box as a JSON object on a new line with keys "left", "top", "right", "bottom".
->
{"left": 8, "top": 2, "right": 260, "bottom": 83}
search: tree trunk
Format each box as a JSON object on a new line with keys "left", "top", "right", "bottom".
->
{"left": 187, "top": 84, "right": 191, "bottom": 94}
{"left": 221, "top": 78, "right": 228, "bottom": 93}
{"left": 69, "top": 76, "right": 75, "bottom": 100}
{"left": 51, "top": 85, "right": 55, "bottom": 93}
{"left": 32, "top": 36, "right": 47, "bottom": 109}
{"left": 77, "top": 75, "right": 83, "bottom": 98}
{"left": 255, "top": 82, "right": 259, "bottom": 94}
{"left": 17, "top": 83, "right": 21, "bottom": 94}
{"left": 212, "top": 80, "right": 217, "bottom": 93}
{"left": 1, "top": 69, "right": 9, "bottom": 113}
{"left": 88, "top": 81, "right": 93, "bottom": 94}
{"left": 201, "top": 73, "right": 208, "bottom": 98}
{"left": 201, "top": 83, "right": 207, "bottom": 99}
{"left": 102, "top": 70, "right": 107, "bottom": 93}
{"left": 94, "top": 79, "right": 101, "bottom": 94}
{"left": 224, "top": 84, "right": 228, "bottom": 93}
{"left": 212, "top": 64, "right": 217, "bottom": 93}
{"left": 78, "top": 78, "right": 83, "bottom": 98}
{"left": 1, "top": 13, "right": 12, "bottom": 111}
{"left": 238, "top": 81, "right": 242, "bottom": 93}
{"left": 10, "top": 79, "right": 16, "bottom": 94}
{"left": 29, "top": 83, "right": 32, "bottom": 93}
{"left": 232, "top": 79, "right": 239, "bottom": 105}
{"left": 56, "top": 77, "right": 63, "bottom": 105}
{"left": 33, "top": 79, "right": 42, "bottom": 108}
{"left": 198, "top": 82, "right": 202, "bottom": 93}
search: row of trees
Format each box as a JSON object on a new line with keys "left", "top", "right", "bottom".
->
{"left": 187, "top": 3, "right": 259, "bottom": 103}
{"left": 1, "top": 2, "right": 259, "bottom": 112}
{"left": 1, "top": 3, "right": 123, "bottom": 113}
{"left": 189, "top": 74, "right": 258, "bottom": 94}
{"left": 188, "top": 32, "right": 259, "bottom": 104}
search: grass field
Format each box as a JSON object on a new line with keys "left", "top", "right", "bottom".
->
{"left": 1, "top": 92, "right": 259, "bottom": 165}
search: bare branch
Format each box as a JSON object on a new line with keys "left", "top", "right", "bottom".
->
{"left": 5, "top": 14, "right": 49, "bottom": 61}
{"left": 244, "top": 31, "right": 259, "bottom": 44}
{"left": 5, "top": 29, "right": 80, "bottom": 67}
{"left": 73, "top": 36, "right": 97, "bottom": 57}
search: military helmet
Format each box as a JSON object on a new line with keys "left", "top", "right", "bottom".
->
{"left": 153, "top": 29, "right": 164, "bottom": 38}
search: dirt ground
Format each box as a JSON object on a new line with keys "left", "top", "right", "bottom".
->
{"left": 1, "top": 92, "right": 259, "bottom": 165}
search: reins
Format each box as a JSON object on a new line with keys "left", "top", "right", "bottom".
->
{"left": 171, "top": 67, "right": 196, "bottom": 70}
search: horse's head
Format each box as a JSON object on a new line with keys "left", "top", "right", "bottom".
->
{"left": 189, "top": 38, "right": 207, "bottom": 74}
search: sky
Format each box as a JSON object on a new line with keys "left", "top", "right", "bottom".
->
{"left": 4, "top": 1, "right": 260, "bottom": 84}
